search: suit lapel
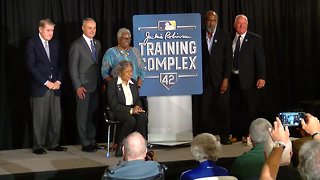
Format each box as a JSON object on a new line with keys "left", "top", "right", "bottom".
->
{"left": 129, "top": 82, "right": 137, "bottom": 102}
{"left": 80, "top": 37, "right": 97, "bottom": 63}
{"left": 211, "top": 31, "right": 219, "bottom": 53}
{"left": 92, "top": 39, "right": 99, "bottom": 61}
{"left": 239, "top": 33, "right": 249, "bottom": 54}
{"left": 35, "top": 36, "right": 51, "bottom": 64}
{"left": 116, "top": 83, "right": 126, "bottom": 104}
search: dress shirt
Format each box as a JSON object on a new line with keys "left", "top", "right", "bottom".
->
{"left": 117, "top": 77, "right": 134, "bottom": 105}
{"left": 82, "top": 34, "right": 95, "bottom": 52}
{"left": 232, "top": 31, "right": 247, "bottom": 74}
{"left": 206, "top": 28, "right": 216, "bottom": 53}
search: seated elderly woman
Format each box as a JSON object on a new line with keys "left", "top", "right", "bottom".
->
{"left": 107, "top": 60, "right": 148, "bottom": 157}
{"left": 180, "top": 133, "right": 229, "bottom": 180}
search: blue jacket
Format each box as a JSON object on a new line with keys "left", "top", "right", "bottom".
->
{"left": 180, "top": 160, "right": 229, "bottom": 180}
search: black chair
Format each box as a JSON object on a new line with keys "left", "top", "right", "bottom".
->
{"left": 103, "top": 106, "right": 122, "bottom": 157}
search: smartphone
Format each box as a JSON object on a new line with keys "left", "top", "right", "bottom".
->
{"left": 278, "top": 112, "right": 305, "bottom": 127}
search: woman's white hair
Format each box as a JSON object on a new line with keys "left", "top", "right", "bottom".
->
{"left": 190, "top": 133, "right": 221, "bottom": 162}
{"left": 111, "top": 60, "right": 132, "bottom": 78}
{"left": 117, "top": 28, "right": 131, "bottom": 39}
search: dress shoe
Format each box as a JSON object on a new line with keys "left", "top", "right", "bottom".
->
{"left": 82, "top": 145, "right": 97, "bottom": 152}
{"left": 33, "top": 148, "right": 46, "bottom": 155}
{"left": 92, "top": 143, "right": 105, "bottom": 150}
{"left": 48, "top": 146, "right": 67, "bottom": 151}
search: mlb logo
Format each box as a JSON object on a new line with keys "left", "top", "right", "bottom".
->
{"left": 158, "top": 20, "right": 176, "bottom": 31}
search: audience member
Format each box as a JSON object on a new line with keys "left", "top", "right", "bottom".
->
{"left": 25, "top": 18, "right": 67, "bottom": 154}
{"left": 301, "top": 113, "right": 320, "bottom": 141}
{"left": 264, "top": 136, "right": 301, "bottom": 179}
{"left": 68, "top": 18, "right": 102, "bottom": 152}
{"left": 107, "top": 60, "right": 148, "bottom": 157}
{"left": 298, "top": 113, "right": 320, "bottom": 180}
{"left": 260, "top": 117, "right": 290, "bottom": 180}
{"left": 193, "top": 10, "right": 232, "bottom": 144}
{"left": 230, "top": 118, "right": 271, "bottom": 179}
{"left": 230, "top": 14, "right": 266, "bottom": 142}
{"left": 180, "top": 133, "right": 229, "bottom": 180}
{"left": 298, "top": 140, "right": 320, "bottom": 180}
{"left": 260, "top": 114, "right": 320, "bottom": 180}
{"left": 101, "top": 132, "right": 164, "bottom": 179}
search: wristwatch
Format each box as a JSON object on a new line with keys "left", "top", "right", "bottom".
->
{"left": 273, "top": 141, "right": 286, "bottom": 149}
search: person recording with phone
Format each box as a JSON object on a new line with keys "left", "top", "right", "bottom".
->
{"left": 278, "top": 112, "right": 305, "bottom": 127}
{"left": 107, "top": 60, "right": 148, "bottom": 157}
{"left": 301, "top": 113, "right": 320, "bottom": 140}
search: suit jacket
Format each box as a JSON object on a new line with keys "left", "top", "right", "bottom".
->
{"left": 234, "top": 31, "right": 266, "bottom": 90}
{"left": 68, "top": 36, "right": 101, "bottom": 92}
{"left": 107, "top": 77, "right": 142, "bottom": 113}
{"left": 202, "top": 29, "right": 232, "bottom": 88}
{"left": 25, "top": 35, "right": 62, "bottom": 97}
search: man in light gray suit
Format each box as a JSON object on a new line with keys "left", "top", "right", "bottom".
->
{"left": 69, "top": 18, "right": 101, "bottom": 152}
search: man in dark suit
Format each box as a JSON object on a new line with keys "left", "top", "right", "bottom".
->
{"left": 193, "top": 11, "right": 232, "bottom": 144}
{"left": 230, "top": 14, "right": 266, "bottom": 141}
{"left": 69, "top": 18, "right": 102, "bottom": 152}
{"left": 26, "top": 18, "right": 67, "bottom": 154}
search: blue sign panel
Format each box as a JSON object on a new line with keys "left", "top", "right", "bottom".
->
{"left": 133, "top": 13, "right": 203, "bottom": 96}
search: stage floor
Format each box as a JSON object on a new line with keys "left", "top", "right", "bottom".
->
{"left": 0, "top": 142, "right": 251, "bottom": 179}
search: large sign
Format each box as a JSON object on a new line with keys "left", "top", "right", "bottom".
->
{"left": 133, "top": 13, "right": 202, "bottom": 96}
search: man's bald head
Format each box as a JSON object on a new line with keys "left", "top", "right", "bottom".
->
{"left": 122, "top": 132, "right": 147, "bottom": 161}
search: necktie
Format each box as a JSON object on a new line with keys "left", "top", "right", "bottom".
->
{"left": 44, "top": 41, "right": 50, "bottom": 61}
{"left": 90, "top": 40, "right": 96, "bottom": 61}
{"left": 233, "top": 35, "right": 241, "bottom": 70}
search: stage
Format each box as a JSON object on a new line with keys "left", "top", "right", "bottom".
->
{"left": 0, "top": 142, "right": 251, "bottom": 180}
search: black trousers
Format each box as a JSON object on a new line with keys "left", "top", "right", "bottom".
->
{"left": 193, "top": 84, "right": 230, "bottom": 138}
{"left": 230, "top": 74, "right": 258, "bottom": 137}
{"left": 114, "top": 111, "right": 148, "bottom": 144}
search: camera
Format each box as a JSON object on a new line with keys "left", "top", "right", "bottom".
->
{"left": 278, "top": 112, "right": 305, "bottom": 127}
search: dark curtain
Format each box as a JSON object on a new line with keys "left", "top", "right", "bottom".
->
{"left": 1, "top": 0, "right": 320, "bottom": 150}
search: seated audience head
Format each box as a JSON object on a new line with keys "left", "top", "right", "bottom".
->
{"left": 264, "top": 136, "right": 293, "bottom": 166}
{"left": 298, "top": 140, "right": 320, "bottom": 180}
{"left": 249, "top": 118, "right": 272, "bottom": 145}
{"left": 191, "top": 133, "right": 221, "bottom": 162}
{"left": 111, "top": 60, "right": 133, "bottom": 80}
{"left": 122, "top": 131, "right": 147, "bottom": 161}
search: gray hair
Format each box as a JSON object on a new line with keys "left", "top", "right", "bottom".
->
{"left": 117, "top": 28, "right": 131, "bottom": 39}
{"left": 39, "top": 18, "right": 55, "bottom": 28}
{"left": 249, "top": 118, "right": 272, "bottom": 144}
{"left": 234, "top": 14, "right": 248, "bottom": 24}
{"left": 190, "top": 133, "right": 221, "bottom": 162}
{"left": 82, "top": 18, "right": 95, "bottom": 26}
{"left": 111, "top": 60, "right": 133, "bottom": 78}
{"left": 298, "top": 140, "right": 320, "bottom": 180}
{"left": 264, "top": 136, "right": 292, "bottom": 165}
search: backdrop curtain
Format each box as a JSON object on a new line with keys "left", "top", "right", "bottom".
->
{"left": 1, "top": 0, "right": 320, "bottom": 150}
